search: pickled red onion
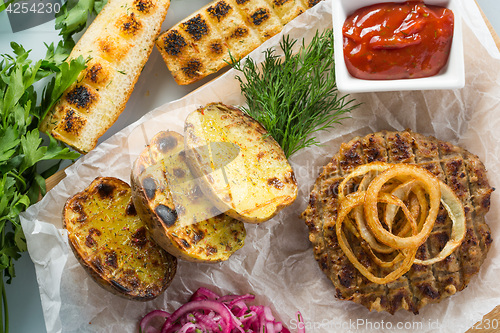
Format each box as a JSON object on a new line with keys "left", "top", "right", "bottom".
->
{"left": 139, "top": 287, "right": 305, "bottom": 333}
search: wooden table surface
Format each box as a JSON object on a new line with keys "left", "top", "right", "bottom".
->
{"left": 43, "top": 3, "right": 500, "bottom": 332}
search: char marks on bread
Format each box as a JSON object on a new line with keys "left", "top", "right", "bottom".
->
{"left": 156, "top": 0, "right": 324, "bottom": 85}
{"left": 41, "top": 0, "right": 171, "bottom": 153}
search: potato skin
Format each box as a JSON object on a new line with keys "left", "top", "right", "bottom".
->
{"left": 131, "top": 131, "right": 246, "bottom": 263}
{"left": 64, "top": 177, "right": 177, "bottom": 301}
{"left": 130, "top": 131, "right": 246, "bottom": 262}
{"left": 184, "top": 102, "right": 298, "bottom": 223}
{"left": 130, "top": 174, "right": 181, "bottom": 259}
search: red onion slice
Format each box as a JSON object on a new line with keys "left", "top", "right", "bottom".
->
{"left": 139, "top": 288, "right": 304, "bottom": 333}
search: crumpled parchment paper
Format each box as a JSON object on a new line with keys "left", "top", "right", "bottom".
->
{"left": 20, "top": 1, "right": 500, "bottom": 332}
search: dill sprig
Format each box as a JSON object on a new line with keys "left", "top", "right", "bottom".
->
{"left": 231, "top": 29, "right": 359, "bottom": 158}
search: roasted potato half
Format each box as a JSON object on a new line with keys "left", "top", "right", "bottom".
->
{"left": 131, "top": 131, "right": 246, "bottom": 262}
{"left": 64, "top": 177, "right": 177, "bottom": 301}
{"left": 184, "top": 103, "right": 298, "bottom": 223}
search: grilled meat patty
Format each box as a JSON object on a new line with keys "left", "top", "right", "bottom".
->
{"left": 301, "top": 129, "right": 493, "bottom": 314}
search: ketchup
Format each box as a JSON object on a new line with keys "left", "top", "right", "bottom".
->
{"left": 342, "top": 1, "right": 454, "bottom": 80}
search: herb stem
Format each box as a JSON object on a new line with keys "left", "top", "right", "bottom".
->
{"left": 1, "top": 277, "right": 8, "bottom": 333}
{"left": 231, "top": 29, "right": 359, "bottom": 158}
{"left": 0, "top": 225, "right": 5, "bottom": 333}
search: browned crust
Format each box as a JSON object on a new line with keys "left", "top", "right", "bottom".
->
{"left": 301, "top": 129, "right": 493, "bottom": 314}
{"left": 76, "top": 29, "right": 160, "bottom": 153}
{"left": 64, "top": 177, "right": 177, "bottom": 301}
{"left": 155, "top": 0, "right": 324, "bottom": 85}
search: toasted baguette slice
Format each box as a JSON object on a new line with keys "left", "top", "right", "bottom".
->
{"left": 156, "top": 0, "right": 323, "bottom": 85}
{"left": 40, "top": 0, "right": 171, "bottom": 153}
{"left": 131, "top": 131, "right": 246, "bottom": 262}
{"left": 184, "top": 103, "right": 297, "bottom": 223}
{"left": 64, "top": 177, "right": 177, "bottom": 301}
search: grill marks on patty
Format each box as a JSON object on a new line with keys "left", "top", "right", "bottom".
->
{"left": 302, "top": 130, "right": 493, "bottom": 314}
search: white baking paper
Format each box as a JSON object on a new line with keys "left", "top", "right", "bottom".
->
{"left": 20, "top": 0, "right": 500, "bottom": 332}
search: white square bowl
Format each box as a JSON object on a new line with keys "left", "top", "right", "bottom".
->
{"left": 332, "top": 0, "right": 464, "bottom": 93}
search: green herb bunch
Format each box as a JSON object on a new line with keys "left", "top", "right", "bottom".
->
{"left": 232, "top": 29, "right": 359, "bottom": 158}
{"left": 55, "top": 0, "right": 108, "bottom": 43}
{"left": 0, "top": 42, "right": 85, "bottom": 333}
{"left": 0, "top": 1, "right": 107, "bottom": 331}
{"left": 0, "top": 0, "right": 15, "bottom": 12}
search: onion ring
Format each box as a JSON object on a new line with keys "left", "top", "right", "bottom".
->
{"left": 414, "top": 182, "right": 466, "bottom": 265}
{"left": 336, "top": 191, "right": 417, "bottom": 284}
{"left": 337, "top": 162, "right": 390, "bottom": 201}
{"left": 363, "top": 164, "right": 441, "bottom": 250}
{"left": 334, "top": 162, "right": 466, "bottom": 284}
{"left": 353, "top": 205, "right": 393, "bottom": 254}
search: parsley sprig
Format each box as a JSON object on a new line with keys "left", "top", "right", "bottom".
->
{"left": 232, "top": 29, "right": 359, "bottom": 157}
{"left": 55, "top": 0, "right": 108, "bottom": 42}
{"left": 0, "top": 41, "right": 85, "bottom": 332}
{"left": 0, "top": 0, "right": 107, "bottom": 331}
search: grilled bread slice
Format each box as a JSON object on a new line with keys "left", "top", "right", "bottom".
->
{"left": 155, "top": 0, "right": 323, "bottom": 85}
{"left": 64, "top": 177, "right": 177, "bottom": 301}
{"left": 131, "top": 131, "right": 246, "bottom": 262}
{"left": 40, "top": 0, "right": 171, "bottom": 153}
{"left": 184, "top": 103, "right": 297, "bottom": 223}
